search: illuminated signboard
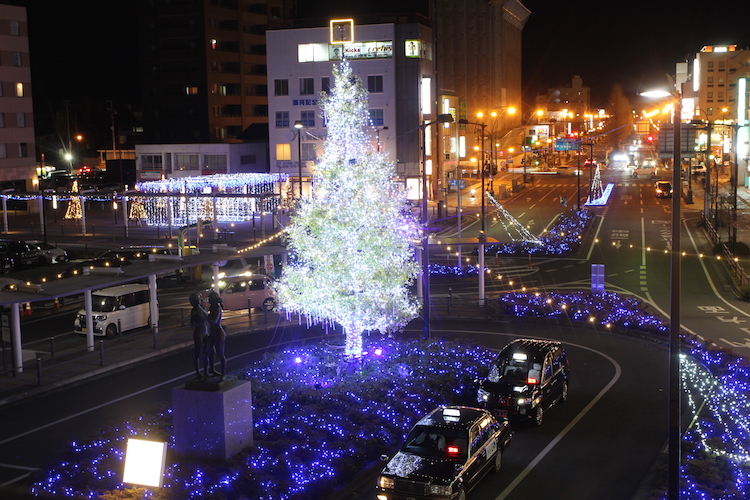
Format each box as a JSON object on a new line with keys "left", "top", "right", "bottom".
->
{"left": 405, "top": 40, "right": 433, "bottom": 60}
{"left": 329, "top": 41, "right": 393, "bottom": 60}
{"left": 330, "top": 19, "right": 353, "bottom": 44}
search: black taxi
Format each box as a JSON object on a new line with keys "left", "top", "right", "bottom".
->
{"left": 476, "top": 338, "right": 569, "bottom": 426}
{"left": 376, "top": 406, "right": 512, "bottom": 500}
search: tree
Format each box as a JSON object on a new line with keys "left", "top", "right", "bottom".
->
{"left": 273, "top": 60, "right": 421, "bottom": 359}
{"left": 64, "top": 179, "right": 82, "bottom": 220}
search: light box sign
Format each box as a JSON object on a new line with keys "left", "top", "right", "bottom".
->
{"left": 329, "top": 41, "right": 393, "bottom": 60}
{"left": 555, "top": 138, "right": 578, "bottom": 151}
{"left": 123, "top": 438, "right": 167, "bottom": 488}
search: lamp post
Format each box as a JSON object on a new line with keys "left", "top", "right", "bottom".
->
{"left": 420, "top": 113, "right": 454, "bottom": 339}
{"left": 459, "top": 118, "right": 489, "bottom": 306}
{"left": 641, "top": 87, "right": 682, "bottom": 500}
{"left": 294, "top": 120, "right": 304, "bottom": 199}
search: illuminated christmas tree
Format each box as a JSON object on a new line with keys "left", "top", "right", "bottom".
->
{"left": 274, "top": 60, "right": 421, "bottom": 359}
{"left": 129, "top": 197, "right": 147, "bottom": 225}
{"left": 64, "top": 180, "right": 82, "bottom": 220}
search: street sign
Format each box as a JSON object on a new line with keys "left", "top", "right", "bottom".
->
{"left": 555, "top": 138, "right": 578, "bottom": 151}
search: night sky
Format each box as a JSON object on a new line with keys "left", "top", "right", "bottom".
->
{"left": 15, "top": 0, "right": 750, "bottom": 134}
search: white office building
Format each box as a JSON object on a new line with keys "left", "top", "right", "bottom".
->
{"left": 266, "top": 18, "right": 444, "bottom": 198}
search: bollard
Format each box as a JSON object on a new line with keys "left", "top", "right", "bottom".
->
{"left": 99, "top": 340, "right": 105, "bottom": 366}
{"left": 37, "top": 357, "right": 42, "bottom": 386}
{"left": 50, "top": 336, "right": 55, "bottom": 359}
{"left": 247, "top": 297, "right": 258, "bottom": 324}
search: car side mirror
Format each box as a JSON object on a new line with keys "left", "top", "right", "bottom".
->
{"left": 119, "top": 305, "right": 126, "bottom": 310}
{"left": 380, "top": 454, "right": 389, "bottom": 462}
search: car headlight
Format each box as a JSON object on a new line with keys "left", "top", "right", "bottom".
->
{"left": 477, "top": 387, "right": 490, "bottom": 403}
{"left": 517, "top": 398, "right": 527, "bottom": 406}
{"left": 93, "top": 314, "right": 108, "bottom": 322}
{"left": 378, "top": 476, "right": 394, "bottom": 489}
{"left": 429, "top": 484, "right": 451, "bottom": 495}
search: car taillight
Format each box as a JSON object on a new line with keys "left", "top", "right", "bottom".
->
{"left": 527, "top": 377, "right": 538, "bottom": 384}
{"left": 447, "top": 446, "right": 459, "bottom": 455}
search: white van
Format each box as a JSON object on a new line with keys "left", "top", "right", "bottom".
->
{"left": 213, "top": 274, "right": 275, "bottom": 311}
{"left": 74, "top": 284, "right": 151, "bottom": 337}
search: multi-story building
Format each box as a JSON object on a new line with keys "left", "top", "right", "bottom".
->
{"left": 266, "top": 17, "right": 442, "bottom": 199}
{"left": 0, "top": 4, "right": 35, "bottom": 191}
{"left": 136, "top": 0, "right": 293, "bottom": 145}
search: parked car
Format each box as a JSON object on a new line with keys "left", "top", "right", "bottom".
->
{"left": 28, "top": 241, "right": 68, "bottom": 264}
{"left": 74, "top": 284, "right": 152, "bottom": 337}
{"left": 476, "top": 338, "right": 569, "bottom": 426}
{"left": 98, "top": 246, "right": 175, "bottom": 263}
{"left": 0, "top": 239, "right": 40, "bottom": 271}
{"left": 208, "top": 273, "right": 276, "bottom": 311}
{"left": 655, "top": 180, "right": 673, "bottom": 198}
{"left": 376, "top": 406, "right": 512, "bottom": 500}
{"left": 59, "top": 257, "right": 131, "bottom": 278}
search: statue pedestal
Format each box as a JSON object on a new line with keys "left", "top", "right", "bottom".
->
{"left": 172, "top": 377, "right": 253, "bottom": 460}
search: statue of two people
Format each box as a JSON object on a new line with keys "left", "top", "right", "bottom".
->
{"left": 189, "top": 291, "right": 227, "bottom": 381}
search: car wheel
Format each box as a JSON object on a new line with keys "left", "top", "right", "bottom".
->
{"left": 533, "top": 405, "right": 544, "bottom": 426}
{"left": 105, "top": 324, "right": 118, "bottom": 338}
{"left": 263, "top": 298, "right": 275, "bottom": 311}
{"left": 492, "top": 448, "right": 503, "bottom": 474}
{"left": 561, "top": 382, "right": 568, "bottom": 403}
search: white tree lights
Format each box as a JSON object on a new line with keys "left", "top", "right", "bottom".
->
{"left": 274, "top": 60, "right": 421, "bottom": 358}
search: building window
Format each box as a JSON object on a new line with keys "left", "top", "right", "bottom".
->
{"left": 211, "top": 38, "right": 218, "bottom": 49}
{"left": 719, "top": 91, "right": 725, "bottom": 100}
{"left": 276, "top": 111, "right": 290, "bottom": 127}
{"left": 141, "top": 155, "right": 163, "bottom": 170}
{"left": 12, "top": 52, "right": 21, "bottom": 66}
{"left": 321, "top": 77, "right": 330, "bottom": 94}
{"left": 707, "top": 92, "right": 714, "bottom": 99}
{"left": 276, "top": 143, "right": 291, "bottom": 161}
{"left": 175, "top": 154, "right": 199, "bottom": 170}
{"left": 301, "top": 142, "right": 316, "bottom": 162}
{"left": 240, "top": 154, "right": 257, "bottom": 164}
{"left": 19, "top": 143, "right": 28, "bottom": 158}
{"left": 10, "top": 20, "right": 19, "bottom": 36}
{"left": 16, "top": 113, "right": 25, "bottom": 127}
{"left": 185, "top": 86, "right": 198, "bottom": 95}
{"left": 15, "top": 83, "right": 23, "bottom": 97}
{"left": 0, "top": 144, "right": 5, "bottom": 158}
{"left": 300, "top": 110, "right": 315, "bottom": 127}
{"left": 274, "top": 79, "right": 289, "bottom": 96}
{"left": 367, "top": 75, "right": 384, "bottom": 93}
{"left": 719, "top": 76, "right": 725, "bottom": 86}
{"left": 369, "top": 109, "right": 384, "bottom": 126}
{"left": 300, "top": 77, "right": 314, "bottom": 95}
{"left": 204, "top": 154, "right": 227, "bottom": 171}
{"left": 0, "top": 113, "right": 4, "bottom": 127}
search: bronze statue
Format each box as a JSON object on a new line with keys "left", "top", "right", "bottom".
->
{"left": 206, "top": 290, "right": 227, "bottom": 381}
{"left": 189, "top": 292, "right": 211, "bottom": 379}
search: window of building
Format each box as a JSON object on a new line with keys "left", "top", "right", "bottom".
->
{"left": 15, "top": 83, "right": 23, "bottom": 97}
{"left": 276, "top": 111, "right": 290, "bottom": 128}
{"left": 719, "top": 76, "right": 725, "bottom": 86}
{"left": 276, "top": 143, "right": 291, "bottom": 161}
{"left": 211, "top": 38, "right": 218, "bottom": 49}
{"left": 10, "top": 20, "right": 19, "bottom": 36}
{"left": 12, "top": 52, "right": 21, "bottom": 66}
{"left": 707, "top": 61, "right": 714, "bottom": 70}
{"left": 300, "top": 77, "right": 314, "bottom": 95}
{"left": 369, "top": 109, "right": 384, "bottom": 126}
{"left": 16, "top": 113, "right": 25, "bottom": 127}
{"left": 175, "top": 154, "right": 199, "bottom": 170}
{"left": 708, "top": 76, "right": 714, "bottom": 86}
{"left": 141, "top": 155, "right": 163, "bottom": 169}
{"left": 707, "top": 107, "right": 713, "bottom": 115}
{"left": 719, "top": 60, "right": 725, "bottom": 70}
{"left": 185, "top": 86, "right": 198, "bottom": 95}
{"left": 300, "top": 110, "right": 315, "bottom": 127}
{"left": 301, "top": 142, "right": 317, "bottom": 161}
{"left": 0, "top": 113, "right": 5, "bottom": 127}
{"left": 719, "top": 91, "right": 725, "bottom": 100}
{"left": 368, "top": 75, "right": 384, "bottom": 93}
{"left": 274, "top": 79, "right": 289, "bottom": 96}
{"left": 0, "top": 144, "right": 5, "bottom": 158}
{"left": 204, "top": 154, "right": 227, "bottom": 171}
{"left": 240, "top": 154, "right": 257, "bottom": 164}
{"left": 19, "top": 143, "right": 28, "bottom": 158}
{"left": 707, "top": 92, "right": 714, "bottom": 99}
{"left": 322, "top": 77, "right": 330, "bottom": 94}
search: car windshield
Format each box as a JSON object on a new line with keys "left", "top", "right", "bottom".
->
{"left": 91, "top": 295, "right": 116, "bottom": 312}
{"left": 402, "top": 425, "right": 467, "bottom": 460}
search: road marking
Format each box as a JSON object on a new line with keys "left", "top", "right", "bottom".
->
{"left": 493, "top": 339, "right": 622, "bottom": 500}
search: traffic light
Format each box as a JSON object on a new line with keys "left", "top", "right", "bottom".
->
{"left": 646, "top": 135, "right": 654, "bottom": 144}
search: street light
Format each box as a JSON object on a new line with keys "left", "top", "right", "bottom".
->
{"left": 641, "top": 86, "right": 682, "bottom": 500}
{"left": 293, "top": 120, "right": 304, "bottom": 199}
{"left": 420, "top": 113, "right": 454, "bottom": 339}
{"left": 458, "top": 118, "right": 489, "bottom": 306}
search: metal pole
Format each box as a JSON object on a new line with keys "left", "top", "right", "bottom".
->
{"left": 668, "top": 98, "right": 682, "bottom": 500}
{"left": 576, "top": 143, "right": 582, "bottom": 209}
{"left": 421, "top": 122, "right": 431, "bottom": 339}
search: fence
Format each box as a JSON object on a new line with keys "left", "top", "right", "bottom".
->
{"left": 702, "top": 214, "right": 750, "bottom": 290}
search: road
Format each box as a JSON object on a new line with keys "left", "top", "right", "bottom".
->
{"left": 0, "top": 319, "right": 667, "bottom": 500}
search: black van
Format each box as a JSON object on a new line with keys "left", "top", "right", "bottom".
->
{"left": 477, "top": 338, "right": 569, "bottom": 426}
